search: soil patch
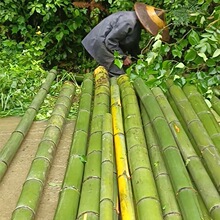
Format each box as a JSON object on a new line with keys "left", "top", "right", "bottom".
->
{"left": 0, "top": 117, "right": 75, "bottom": 220}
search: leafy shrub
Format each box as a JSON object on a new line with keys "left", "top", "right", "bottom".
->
{"left": 0, "top": 0, "right": 219, "bottom": 118}
{"left": 0, "top": 0, "right": 94, "bottom": 68}
{"left": 0, "top": 38, "right": 46, "bottom": 114}
{"left": 114, "top": 0, "right": 220, "bottom": 96}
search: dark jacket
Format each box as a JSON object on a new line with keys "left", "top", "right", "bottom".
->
{"left": 82, "top": 11, "right": 141, "bottom": 76}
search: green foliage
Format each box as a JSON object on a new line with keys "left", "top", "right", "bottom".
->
{"left": 0, "top": 37, "right": 79, "bottom": 119}
{"left": 0, "top": 0, "right": 93, "bottom": 67}
{"left": 1, "top": 0, "right": 219, "bottom": 119}
{"left": 114, "top": 0, "right": 220, "bottom": 97}
{"left": 0, "top": 39, "right": 46, "bottom": 115}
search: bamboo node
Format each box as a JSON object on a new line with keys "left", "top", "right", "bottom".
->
{"left": 62, "top": 186, "right": 80, "bottom": 194}
{"left": 77, "top": 211, "right": 99, "bottom": 219}
{"left": 25, "top": 177, "right": 44, "bottom": 186}
{"left": 210, "top": 204, "right": 220, "bottom": 215}
{"left": 83, "top": 175, "right": 101, "bottom": 183}
{"left": 34, "top": 156, "right": 52, "bottom": 165}
{"left": 100, "top": 198, "right": 114, "bottom": 205}
{"left": 136, "top": 196, "right": 160, "bottom": 206}
{"left": 163, "top": 211, "right": 182, "bottom": 218}
{"left": 101, "top": 159, "right": 113, "bottom": 165}
{"left": 155, "top": 172, "right": 169, "bottom": 180}
{"left": 13, "top": 204, "right": 36, "bottom": 216}
{"left": 176, "top": 186, "right": 197, "bottom": 196}
{"left": 12, "top": 130, "right": 25, "bottom": 138}
{"left": 131, "top": 166, "right": 152, "bottom": 176}
{"left": 0, "top": 159, "right": 8, "bottom": 167}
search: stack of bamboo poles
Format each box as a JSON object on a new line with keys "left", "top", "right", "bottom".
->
{"left": 134, "top": 77, "right": 220, "bottom": 219}
{"left": 53, "top": 67, "right": 220, "bottom": 219}
{"left": 1, "top": 66, "right": 220, "bottom": 219}
{"left": 12, "top": 81, "right": 76, "bottom": 219}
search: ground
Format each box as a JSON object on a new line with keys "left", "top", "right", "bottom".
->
{"left": 0, "top": 117, "right": 75, "bottom": 220}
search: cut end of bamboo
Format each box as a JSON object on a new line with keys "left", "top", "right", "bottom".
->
{"left": 117, "top": 74, "right": 129, "bottom": 85}
{"left": 94, "top": 66, "right": 108, "bottom": 76}
{"left": 94, "top": 66, "right": 109, "bottom": 87}
{"left": 63, "top": 80, "right": 75, "bottom": 86}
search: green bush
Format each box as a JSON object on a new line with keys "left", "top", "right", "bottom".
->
{"left": 0, "top": 0, "right": 219, "bottom": 118}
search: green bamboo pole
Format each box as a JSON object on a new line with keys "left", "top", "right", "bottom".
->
{"left": 118, "top": 75, "right": 163, "bottom": 220}
{"left": 11, "top": 81, "right": 75, "bottom": 220}
{"left": 211, "top": 95, "right": 220, "bottom": 116}
{"left": 0, "top": 70, "right": 57, "bottom": 182}
{"left": 196, "top": 185, "right": 213, "bottom": 220}
{"left": 166, "top": 90, "right": 202, "bottom": 157}
{"left": 100, "top": 113, "right": 114, "bottom": 220}
{"left": 77, "top": 66, "right": 110, "bottom": 220}
{"left": 140, "top": 103, "right": 182, "bottom": 220}
{"left": 152, "top": 86, "right": 220, "bottom": 219}
{"left": 211, "top": 109, "right": 220, "bottom": 125}
{"left": 167, "top": 82, "right": 220, "bottom": 191}
{"left": 54, "top": 73, "right": 94, "bottom": 220}
{"left": 183, "top": 84, "right": 220, "bottom": 152}
{"left": 133, "top": 77, "right": 204, "bottom": 220}
{"left": 111, "top": 77, "right": 135, "bottom": 220}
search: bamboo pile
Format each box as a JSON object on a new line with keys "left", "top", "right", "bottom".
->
{"left": 1, "top": 66, "right": 220, "bottom": 219}
{"left": 12, "top": 81, "right": 76, "bottom": 220}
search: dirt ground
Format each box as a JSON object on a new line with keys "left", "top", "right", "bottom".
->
{"left": 0, "top": 117, "right": 75, "bottom": 220}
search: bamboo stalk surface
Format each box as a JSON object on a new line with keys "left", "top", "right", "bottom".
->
{"left": 167, "top": 83, "right": 220, "bottom": 191}
{"left": 152, "top": 86, "right": 220, "bottom": 219}
{"left": 211, "top": 95, "right": 220, "bottom": 116}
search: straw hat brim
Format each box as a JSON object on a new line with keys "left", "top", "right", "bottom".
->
{"left": 134, "top": 2, "right": 170, "bottom": 42}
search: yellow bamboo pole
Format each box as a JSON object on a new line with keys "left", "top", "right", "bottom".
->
{"left": 110, "top": 77, "right": 136, "bottom": 220}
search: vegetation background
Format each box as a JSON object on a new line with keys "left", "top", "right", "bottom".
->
{"left": 0, "top": 0, "right": 219, "bottom": 119}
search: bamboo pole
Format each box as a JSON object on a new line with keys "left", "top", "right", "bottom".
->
{"left": 118, "top": 75, "right": 163, "bottom": 220}
{"left": 211, "top": 109, "right": 220, "bottom": 125}
{"left": 211, "top": 95, "right": 220, "bottom": 116}
{"left": 54, "top": 73, "right": 94, "bottom": 220}
{"left": 183, "top": 84, "right": 220, "bottom": 152}
{"left": 140, "top": 103, "right": 182, "bottom": 220}
{"left": 100, "top": 113, "right": 114, "bottom": 220}
{"left": 133, "top": 77, "right": 204, "bottom": 220}
{"left": 113, "top": 155, "right": 120, "bottom": 220}
{"left": 152, "top": 86, "right": 220, "bottom": 219}
{"left": 0, "top": 70, "right": 57, "bottom": 182}
{"left": 77, "top": 66, "right": 110, "bottom": 220}
{"left": 111, "top": 77, "right": 136, "bottom": 220}
{"left": 167, "top": 82, "right": 220, "bottom": 191}
{"left": 166, "top": 90, "right": 202, "bottom": 157}
{"left": 11, "top": 81, "right": 75, "bottom": 220}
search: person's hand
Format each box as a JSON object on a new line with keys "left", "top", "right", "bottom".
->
{"left": 123, "top": 56, "right": 132, "bottom": 66}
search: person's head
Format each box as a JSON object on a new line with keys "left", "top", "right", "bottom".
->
{"left": 134, "top": 2, "right": 170, "bottom": 42}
